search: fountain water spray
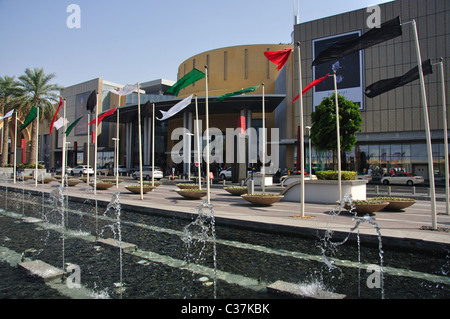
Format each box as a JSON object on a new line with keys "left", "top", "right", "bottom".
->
{"left": 319, "top": 194, "right": 385, "bottom": 299}
{"left": 181, "top": 201, "right": 217, "bottom": 299}
{"left": 99, "top": 193, "right": 123, "bottom": 298}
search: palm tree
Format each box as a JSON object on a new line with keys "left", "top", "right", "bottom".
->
{"left": 0, "top": 76, "right": 23, "bottom": 166}
{"left": 18, "top": 68, "right": 63, "bottom": 164}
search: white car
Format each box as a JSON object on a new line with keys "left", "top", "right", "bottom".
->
{"left": 381, "top": 172, "right": 424, "bottom": 186}
{"left": 71, "top": 165, "right": 94, "bottom": 176}
{"left": 133, "top": 166, "right": 163, "bottom": 180}
{"left": 219, "top": 167, "right": 232, "bottom": 180}
{"left": 113, "top": 165, "right": 128, "bottom": 175}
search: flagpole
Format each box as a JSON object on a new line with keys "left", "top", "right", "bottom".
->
{"left": 152, "top": 102, "right": 155, "bottom": 187}
{"left": 297, "top": 42, "right": 305, "bottom": 217}
{"left": 116, "top": 107, "right": 120, "bottom": 188}
{"left": 86, "top": 113, "right": 90, "bottom": 185}
{"left": 205, "top": 66, "right": 211, "bottom": 204}
{"left": 94, "top": 91, "right": 100, "bottom": 195}
{"left": 13, "top": 111, "right": 17, "bottom": 184}
{"left": 61, "top": 100, "right": 67, "bottom": 187}
{"left": 262, "top": 83, "right": 266, "bottom": 195}
{"left": 195, "top": 94, "right": 201, "bottom": 190}
{"left": 333, "top": 71, "right": 342, "bottom": 202}
{"left": 137, "top": 82, "right": 144, "bottom": 200}
{"left": 35, "top": 107, "right": 39, "bottom": 187}
{"left": 411, "top": 19, "right": 437, "bottom": 229}
{"left": 438, "top": 58, "right": 449, "bottom": 216}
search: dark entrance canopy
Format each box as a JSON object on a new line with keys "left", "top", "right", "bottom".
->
{"left": 100, "top": 94, "right": 286, "bottom": 123}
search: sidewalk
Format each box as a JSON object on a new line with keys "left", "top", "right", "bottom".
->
{"left": 2, "top": 177, "right": 449, "bottom": 252}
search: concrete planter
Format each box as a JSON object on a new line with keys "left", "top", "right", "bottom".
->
{"left": 176, "top": 189, "right": 207, "bottom": 199}
{"left": 224, "top": 187, "right": 247, "bottom": 196}
{"left": 89, "top": 182, "right": 114, "bottom": 190}
{"left": 281, "top": 179, "right": 367, "bottom": 204}
{"left": 370, "top": 197, "right": 416, "bottom": 211}
{"left": 241, "top": 194, "right": 284, "bottom": 206}
{"left": 125, "top": 185, "right": 156, "bottom": 194}
{"left": 344, "top": 200, "right": 389, "bottom": 215}
{"left": 67, "top": 179, "right": 82, "bottom": 187}
{"left": 176, "top": 183, "right": 199, "bottom": 190}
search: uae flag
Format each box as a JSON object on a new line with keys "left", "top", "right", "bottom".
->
{"left": 20, "top": 106, "right": 38, "bottom": 131}
{"left": 86, "top": 90, "right": 97, "bottom": 112}
{"left": 213, "top": 85, "right": 260, "bottom": 102}
{"left": 157, "top": 95, "right": 193, "bottom": 121}
{"left": 264, "top": 48, "right": 292, "bottom": 71}
{"left": 312, "top": 16, "right": 402, "bottom": 66}
{"left": 109, "top": 84, "right": 138, "bottom": 96}
{"left": 165, "top": 68, "right": 205, "bottom": 96}
{"left": 365, "top": 59, "right": 433, "bottom": 98}
{"left": 65, "top": 115, "right": 84, "bottom": 136}
{"left": 89, "top": 107, "right": 117, "bottom": 126}
{"left": 291, "top": 73, "right": 330, "bottom": 104}
{"left": 49, "top": 97, "right": 63, "bottom": 134}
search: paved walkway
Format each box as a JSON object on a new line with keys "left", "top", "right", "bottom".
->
{"left": 2, "top": 177, "right": 449, "bottom": 251}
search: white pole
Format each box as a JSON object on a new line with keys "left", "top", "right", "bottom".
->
{"left": 116, "top": 107, "right": 120, "bottom": 188}
{"left": 438, "top": 58, "right": 449, "bottom": 216}
{"left": 333, "top": 71, "right": 342, "bottom": 202}
{"left": 412, "top": 20, "right": 437, "bottom": 229}
{"left": 152, "top": 103, "right": 155, "bottom": 186}
{"left": 61, "top": 100, "right": 67, "bottom": 187}
{"left": 195, "top": 95, "right": 201, "bottom": 190}
{"left": 297, "top": 42, "right": 305, "bottom": 217}
{"left": 35, "top": 107, "right": 39, "bottom": 187}
{"left": 86, "top": 113, "right": 90, "bottom": 184}
{"left": 262, "top": 83, "right": 266, "bottom": 195}
{"left": 137, "top": 82, "right": 144, "bottom": 199}
{"left": 94, "top": 90, "right": 100, "bottom": 195}
{"left": 205, "top": 66, "right": 211, "bottom": 204}
{"left": 13, "top": 111, "right": 17, "bottom": 184}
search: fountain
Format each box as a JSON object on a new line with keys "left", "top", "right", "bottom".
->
{"left": 0, "top": 181, "right": 448, "bottom": 299}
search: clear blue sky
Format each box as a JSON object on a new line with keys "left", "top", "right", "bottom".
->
{"left": 0, "top": 0, "right": 393, "bottom": 88}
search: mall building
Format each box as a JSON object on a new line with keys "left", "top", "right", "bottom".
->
{"left": 18, "top": 0, "right": 448, "bottom": 182}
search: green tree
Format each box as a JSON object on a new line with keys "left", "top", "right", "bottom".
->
{"left": 18, "top": 68, "right": 63, "bottom": 164}
{"left": 0, "top": 76, "right": 23, "bottom": 166}
{"left": 310, "top": 93, "right": 362, "bottom": 170}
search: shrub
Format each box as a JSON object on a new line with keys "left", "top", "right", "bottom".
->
{"left": 315, "top": 170, "right": 357, "bottom": 181}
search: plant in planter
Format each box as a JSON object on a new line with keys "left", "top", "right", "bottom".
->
{"left": 241, "top": 193, "right": 284, "bottom": 206}
{"left": 125, "top": 184, "right": 156, "bottom": 194}
{"left": 89, "top": 181, "right": 114, "bottom": 190}
{"left": 371, "top": 197, "right": 416, "bottom": 211}
{"left": 344, "top": 199, "right": 389, "bottom": 215}
{"left": 67, "top": 179, "right": 82, "bottom": 187}
{"left": 102, "top": 178, "right": 123, "bottom": 184}
{"left": 140, "top": 181, "right": 162, "bottom": 187}
{"left": 37, "top": 177, "right": 55, "bottom": 184}
{"left": 176, "top": 183, "right": 199, "bottom": 190}
{"left": 224, "top": 186, "right": 247, "bottom": 196}
{"left": 176, "top": 188, "right": 207, "bottom": 199}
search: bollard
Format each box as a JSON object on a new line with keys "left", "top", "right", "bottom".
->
{"left": 376, "top": 185, "right": 379, "bottom": 195}
{"left": 427, "top": 188, "right": 431, "bottom": 197}
{"left": 388, "top": 186, "right": 391, "bottom": 195}
{"left": 412, "top": 186, "right": 416, "bottom": 195}
{"left": 247, "top": 180, "right": 255, "bottom": 195}
{"left": 223, "top": 179, "right": 226, "bottom": 186}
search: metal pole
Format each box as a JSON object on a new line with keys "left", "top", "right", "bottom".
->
{"left": 262, "top": 83, "right": 266, "bottom": 195}
{"left": 195, "top": 95, "right": 201, "bottom": 190}
{"left": 205, "top": 66, "right": 211, "bottom": 204}
{"left": 86, "top": 113, "right": 90, "bottom": 184}
{"left": 296, "top": 42, "right": 305, "bottom": 217}
{"left": 35, "top": 107, "right": 39, "bottom": 187}
{"left": 412, "top": 20, "right": 437, "bottom": 229}
{"left": 13, "top": 111, "right": 17, "bottom": 184}
{"left": 137, "top": 83, "right": 143, "bottom": 199}
{"left": 438, "top": 58, "right": 449, "bottom": 215}
{"left": 116, "top": 107, "right": 120, "bottom": 188}
{"left": 152, "top": 103, "right": 155, "bottom": 186}
{"left": 333, "top": 71, "right": 342, "bottom": 202}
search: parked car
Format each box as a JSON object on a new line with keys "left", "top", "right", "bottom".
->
{"left": 381, "top": 172, "right": 424, "bottom": 186}
{"left": 71, "top": 165, "right": 94, "bottom": 176}
{"left": 113, "top": 165, "right": 128, "bottom": 175}
{"left": 219, "top": 167, "right": 232, "bottom": 180}
{"left": 132, "top": 166, "right": 163, "bottom": 180}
